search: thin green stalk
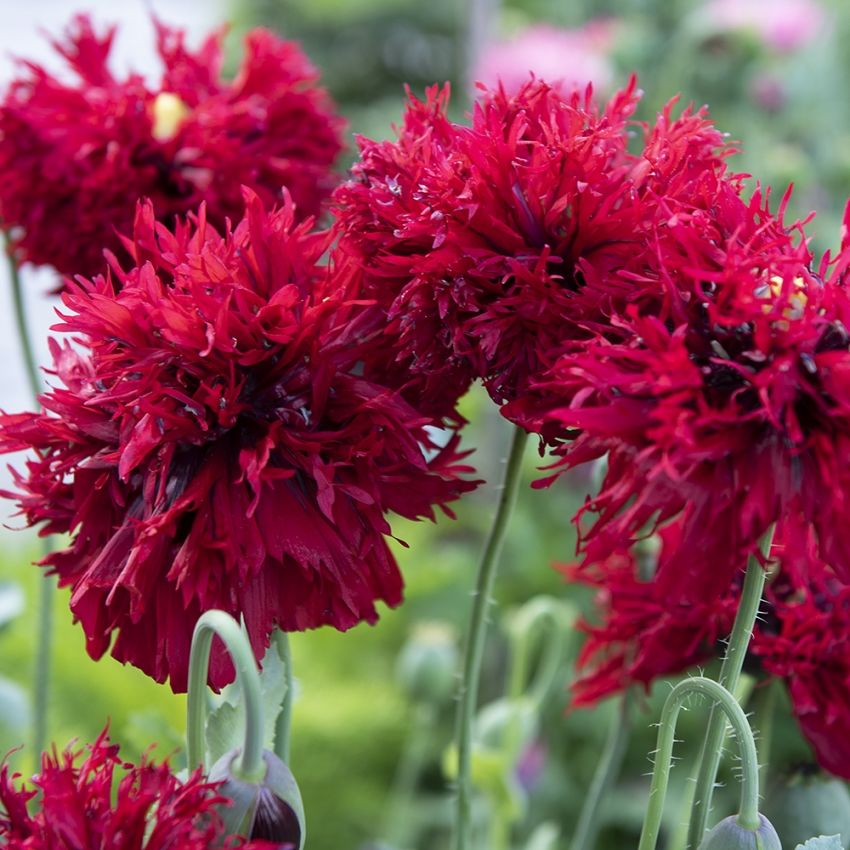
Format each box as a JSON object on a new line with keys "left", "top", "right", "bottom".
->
{"left": 273, "top": 630, "right": 293, "bottom": 763}
{"left": 569, "top": 691, "right": 634, "bottom": 850}
{"left": 186, "top": 611, "right": 265, "bottom": 781}
{"left": 452, "top": 426, "right": 529, "bottom": 850}
{"left": 685, "top": 529, "right": 775, "bottom": 848}
{"left": 5, "top": 235, "right": 40, "bottom": 400}
{"left": 382, "top": 703, "right": 436, "bottom": 847}
{"left": 754, "top": 678, "right": 780, "bottom": 789}
{"left": 638, "top": 677, "right": 761, "bottom": 850}
{"left": 31, "top": 551, "right": 53, "bottom": 770}
{"left": 5, "top": 235, "right": 53, "bottom": 767}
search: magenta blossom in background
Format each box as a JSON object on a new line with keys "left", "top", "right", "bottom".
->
{"left": 702, "top": 0, "right": 825, "bottom": 53}
{"left": 473, "top": 21, "right": 617, "bottom": 96}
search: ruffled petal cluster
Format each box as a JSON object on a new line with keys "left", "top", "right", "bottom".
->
{"left": 532, "top": 174, "right": 850, "bottom": 601}
{"left": 0, "top": 15, "right": 343, "bottom": 279}
{"left": 333, "top": 77, "right": 733, "bottom": 419}
{"left": 0, "top": 730, "right": 279, "bottom": 849}
{"left": 0, "top": 190, "right": 476, "bottom": 691}
{"left": 568, "top": 526, "right": 850, "bottom": 779}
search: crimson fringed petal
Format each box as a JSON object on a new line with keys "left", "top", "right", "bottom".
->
{"left": 0, "top": 14, "right": 343, "bottom": 281}
{"left": 333, "top": 74, "right": 735, "bottom": 422}
{"left": 0, "top": 729, "right": 278, "bottom": 849}
{"left": 0, "top": 190, "right": 477, "bottom": 692}
{"left": 532, "top": 173, "right": 850, "bottom": 599}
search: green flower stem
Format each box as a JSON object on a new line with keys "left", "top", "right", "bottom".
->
{"left": 382, "top": 703, "right": 437, "bottom": 847}
{"left": 754, "top": 678, "right": 781, "bottom": 789}
{"left": 273, "top": 629, "right": 294, "bottom": 763}
{"left": 638, "top": 677, "right": 761, "bottom": 850}
{"left": 452, "top": 426, "right": 529, "bottom": 850}
{"left": 685, "top": 529, "right": 774, "bottom": 848}
{"left": 4, "top": 235, "right": 53, "bottom": 768}
{"left": 186, "top": 611, "right": 265, "bottom": 781}
{"left": 569, "top": 690, "right": 634, "bottom": 850}
{"left": 6, "top": 234, "right": 41, "bottom": 401}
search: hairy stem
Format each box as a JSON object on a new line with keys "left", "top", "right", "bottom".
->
{"left": 685, "top": 529, "right": 774, "bottom": 848}
{"left": 569, "top": 691, "right": 634, "bottom": 850}
{"left": 5, "top": 236, "right": 53, "bottom": 767}
{"left": 186, "top": 611, "right": 265, "bottom": 781}
{"left": 452, "top": 426, "right": 529, "bottom": 850}
{"left": 273, "top": 629, "right": 294, "bottom": 763}
{"left": 638, "top": 677, "right": 761, "bottom": 850}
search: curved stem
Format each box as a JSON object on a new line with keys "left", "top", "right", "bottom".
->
{"left": 273, "top": 629, "right": 293, "bottom": 763}
{"left": 452, "top": 426, "right": 529, "bottom": 850}
{"left": 638, "top": 677, "right": 761, "bottom": 850}
{"left": 569, "top": 691, "right": 634, "bottom": 850}
{"left": 685, "top": 528, "right": 774, "bottom": 848}
{"left": 186, "top": 611, "right": 265, "bottom": 781}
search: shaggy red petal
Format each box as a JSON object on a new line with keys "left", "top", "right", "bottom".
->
{"left": 0, "top": 189, "right": 477, "bottom": 691}
{"left": 0, "top": 14, "right": 343, "bottom": 280}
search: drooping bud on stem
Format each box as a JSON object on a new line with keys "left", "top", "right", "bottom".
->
{"left": 210, "top": 747, "right": 306, "bottom": 849}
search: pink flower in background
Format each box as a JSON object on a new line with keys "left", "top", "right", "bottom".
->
{"left": 473, "top": 21, "right": 617, "bottom": 95}
{"left": 703, "top": 0, "right": 825, "bottom": 53}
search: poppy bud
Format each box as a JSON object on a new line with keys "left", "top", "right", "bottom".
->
{"left": 395, "top": 623, "right": 459, "bottom": 706}
{"left": 209, "top": 748, "right": 305, "bottom": 849}
{"left": 764, "top": 769, "right": 850, "bottom": 850}
{"left": 697, "top": 814, "right": 782, "bottom": 850}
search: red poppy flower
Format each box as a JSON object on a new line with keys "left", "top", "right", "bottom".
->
{"left": 565, "top": 529, "right": 740, "bottom": 707}
{"left": 0, "top": 189, "right": 477, "bottom": 691}
{"left": 333, "top": 76, "right": 733, "bottom": 419}
{"left": 535, "top": 179, "right": 850, "bottom": 602}
{"left": 0, "top": 14, "right": 343, "bottom": 280}
{"left": 0, "top": 729, "right": 280, "bottom": 849}
{"left": 569, "top": 525, "right": 850, "bottom": 779}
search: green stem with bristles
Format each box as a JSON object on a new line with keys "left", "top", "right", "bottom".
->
{"left": 186, "top": 611, "right": 265, "bottom": 781}
{"left": 638, "top": 677, "right": 761, "bottom": 850}
{"left": 4, "top": 234, "right": 53, "bottom": 769}
{"left": 685, "top": 528, "right": 775, "bottom": 848}
{"left": 452, "top": 426, "right": 529, "bottom": 850}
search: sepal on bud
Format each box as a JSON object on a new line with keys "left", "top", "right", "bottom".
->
{"left": 698, "top": 814, "right": 782, "bottom": 850}
{"left": 209, "top": 748, "right": 305, "bottom": 849}
{"left": 395, "top": 622, "right": 458, "bottom": 706}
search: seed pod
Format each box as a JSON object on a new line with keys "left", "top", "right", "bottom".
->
{"left": 697, "top": 814, "right": 782, "bottom": 850}
{"left": 396, "top": 622, "right": 459, "bottom": 706}
{"left": 209, "top": 748, "right": 305, "bottom": 849}
{"left": 764, "top": 770, "right": 850, "bottom": 850}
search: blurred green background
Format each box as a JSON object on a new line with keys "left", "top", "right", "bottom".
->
{"left": 2, "top": 0, "right": 849, "bottom": 848}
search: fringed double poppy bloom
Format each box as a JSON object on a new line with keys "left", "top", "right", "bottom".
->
{"left": 332, "top": 76, "right": 733, "bottom": 421}
{"left": 568, "top": 526, "right": 850, "bottom": 779}
{"left": 532, "top": 174, "right": 850, "bottom": 603}
{"left": 0, "top": 730, "right": 280, "bottom": 849}
{"left": 0, "top": 189, "right": 476, "bottom": 691}
{"left": 0, "top": 14, "right": 343, "bottom": 279}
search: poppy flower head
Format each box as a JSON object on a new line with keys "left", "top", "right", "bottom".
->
{"left": 334, "top": 75, "right": 736, "bottom": 423}
{"left": 536, "top": 181, "right": 850, "bottom": 601}
{"left": 0, "top": 729, "right": 281, "bottom": 849}
{"left": 0, "top": 14, "right": 343, "bottom": 280}
{"left": 0, "top": 189, "right": 477, "bottom": 691}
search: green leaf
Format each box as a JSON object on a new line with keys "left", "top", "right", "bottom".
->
{"left": 795, "top": 836, "right": 843, "bottom": 850}
{"left": 205, "top": 639, "right": 289, "bottom": 765}
{"left": 0, "top": 582, "right": 24, "bottom": 629}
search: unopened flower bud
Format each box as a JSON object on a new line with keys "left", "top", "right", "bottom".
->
{"left": 764, "top": 769, "right": 850, "bottom": 849}
{"left": 396, "top": 622, "right": 458, "bottom": 706}
{"left": 209, "top": 748, "right": 305, "bottom": 849}
{"left": 697, "top": 814, "right": 781, "bottom": 850}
